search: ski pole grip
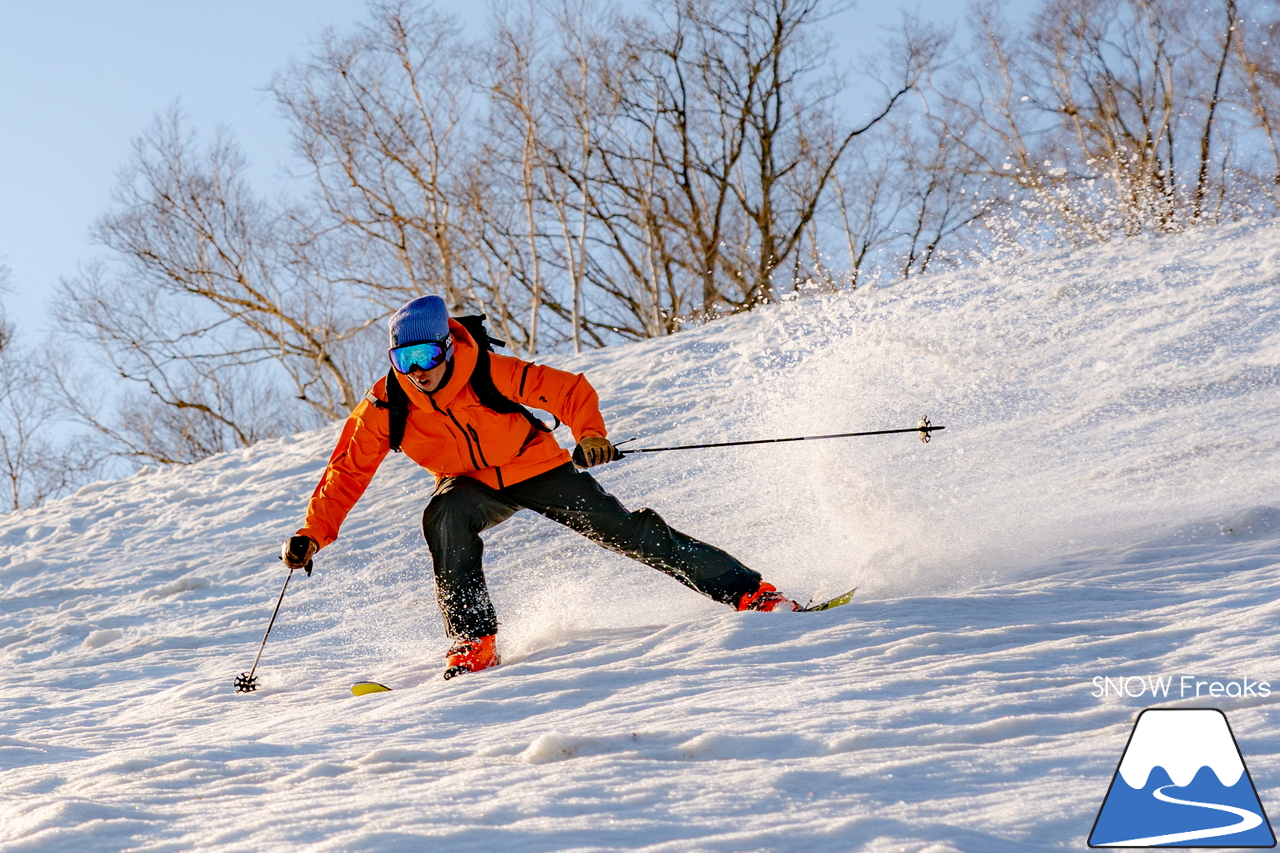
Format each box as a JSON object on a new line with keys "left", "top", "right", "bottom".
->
{"left": 572, "top": 444, "right": 587, "bottom": 468}
{"left": 277, "top": 553, "right": 314, "bottom": 576}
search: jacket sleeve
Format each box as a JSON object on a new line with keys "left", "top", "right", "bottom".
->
{"left": 296, "top": 382, "right": 392, "bottom": 549}
{"left": 490, "top": 354, "right": 608, "bottom": 442}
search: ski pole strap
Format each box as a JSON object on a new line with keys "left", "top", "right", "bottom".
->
{"left": 618, "top": 418, "right": 944, "bottom": 456}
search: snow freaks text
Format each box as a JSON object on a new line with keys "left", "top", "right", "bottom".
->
{"left": 1090, "top": 676, "right": 1272, "bottom": 700}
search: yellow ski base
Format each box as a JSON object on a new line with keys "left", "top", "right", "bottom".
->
{"left": 802, "top": 587, "right": 856, "bottom": 612}
{"left": 351, "top": 681, "right": 392, "bottom": 696}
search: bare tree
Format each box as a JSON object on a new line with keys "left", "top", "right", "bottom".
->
{"left": 916, "top": 0, "right": 1278, "bottom": 251}
{"left": 0, "top": 266, "right": 11, "bottom": 355}
{"left": 273, "top": 0, "right": 483, "bottom": 315}
{"left": 607, "top": 0, "right": 756, "bottom": 320}
{"left": 1191, "top": 0, "right": 1239, "bottom": 221}
{"left": 53, "top": 110, "right": 373, "bottom": 464}
{"left": 1234, "top": 0, "right": 1280, "bottom": 207}
{"left": 0, "top": 276, "right": 104, "bottom": 511}
{"left": 0, "top": 348, "right": 101, "bottom": 511}
{"left": 487, "top": 2, "right": 551, "bottom": 353}
{"left": 472, "top": 0, "right": 920, "bottom": 335}
{"left": 540, "top": 0, "right": 607, "bottom": 352}
{"left": 62, "top": 0, "right": 1280, "bottom": 473}
{"left": 53, "top": 263, "right": 304, "bottom": 464}
{"left": 481, "top": 0, "right": 685, "bottom": 346}
{"left": 729, "top": 0, "right": 921, "bottom": 303}
{"left": 829, "top": 146, "right": 899, "bottom": 288}
{"left": 270, "top": 0, "right": 930, "bottom": 346}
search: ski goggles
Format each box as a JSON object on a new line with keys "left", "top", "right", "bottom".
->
{"left": 388, "top": 337, "right": 453, "bottom": 374}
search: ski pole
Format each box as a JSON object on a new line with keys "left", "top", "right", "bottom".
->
{"left": 615, "top": 416, "right": 944, "bottom": 457}
{"left": 234, "top": 558, "right": 311, "bottom": 694}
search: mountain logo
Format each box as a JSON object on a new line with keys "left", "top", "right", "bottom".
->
{"left": 1089, "top": 708, "right": 1276, "bottom": 848}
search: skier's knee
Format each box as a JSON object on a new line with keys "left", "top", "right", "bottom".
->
{"left": 423, "top": 492, "right": 472, "bottom": 543}
{"left": 616, "top": 507, "right": 674, "bottom": 553}
{"left": 632, "top": 507, "right": 662, "bottom": 526}
{"left": 423, "top": 485, "right": 503, "bottom": 544}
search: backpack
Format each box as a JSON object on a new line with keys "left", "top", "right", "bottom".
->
{"left": 374, "top": 314, "right": 557, "bottom": 453}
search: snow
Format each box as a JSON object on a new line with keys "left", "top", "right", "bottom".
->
{"left": 2, "top": 220, "right": 1279, "bottom": 851}
{"left": 1118, "top": 710, "right": 1244, "bottom": 789}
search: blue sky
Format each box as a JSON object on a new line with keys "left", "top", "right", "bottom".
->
{"left": 0, "top": 0, "right": 986, "bottom": 339}
{"left": 0, "top": 1, "right": 371, "bottom": 336}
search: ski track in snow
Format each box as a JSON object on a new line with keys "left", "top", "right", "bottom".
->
{"left": 1, "top": 220, "right": 1279, "bottom": 851}
{"left": 1113, "top": 785, "right": 1265, "bottom": 846}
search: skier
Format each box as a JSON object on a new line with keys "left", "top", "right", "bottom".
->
{"left": 282, "top": 295, "right": 803, "bottom": 679}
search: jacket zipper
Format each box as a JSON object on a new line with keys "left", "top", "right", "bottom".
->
{"left": 465, "top": 424, "right": 491, "bottom": 469}
{"left": 427, "top": 394, "right": 483, "bottom": 472}
{"left": 462, "top": 418, "right": 502, "bottom": 487}
{"left": 446, "top": 411, "right": 482, "bottom": 470}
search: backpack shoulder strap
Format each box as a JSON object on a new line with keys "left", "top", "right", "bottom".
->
{"left": 456, "top": 314, "right": 555, "bottom": 433}
{"left": 369, "top": 368, "right": 410, "bottom": 453}
{"left": 455, "top": 314, "right": 506, "bottom": 351}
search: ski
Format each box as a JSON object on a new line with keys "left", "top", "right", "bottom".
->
{"left": 352, "top": 588, "right": 853, "bottom": 694}
{"left": 351, "top": 681, "right": 392, "bottom": 696}
{"left": 800, "top": 586, "right": 856, "bottom": 612}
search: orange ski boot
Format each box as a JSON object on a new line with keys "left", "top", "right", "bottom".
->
{"left": 443, "top": 634, "right": 500, "bottom": 680}
{"left": 737, "top": 582, "right": 801, "bottom": 612}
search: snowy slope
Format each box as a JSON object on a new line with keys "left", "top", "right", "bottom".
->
{"left": 2, "top": 220, "right": 1279, "bottom": 852}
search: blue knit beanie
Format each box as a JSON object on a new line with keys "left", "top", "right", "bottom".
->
{"left": 389, "top": 295, "right": 451, "bottom": 348}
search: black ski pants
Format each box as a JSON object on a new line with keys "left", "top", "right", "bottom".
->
{"left": 422, "top": 463, "right": 762, "bottom": 639}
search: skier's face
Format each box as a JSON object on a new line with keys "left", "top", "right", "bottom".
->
{"left": 408, "top": 361, "right": 448, "bottom": 393}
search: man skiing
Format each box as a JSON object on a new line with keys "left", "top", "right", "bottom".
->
{"left": 282, "top": 295, "right": 802, "bottom": 680}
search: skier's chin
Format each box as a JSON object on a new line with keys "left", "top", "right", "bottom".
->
{"left": 408, "top": 360, "right": 450, "bottom": 393}
{"left": 408, "top": 369, "right": 442, "bottom": 393}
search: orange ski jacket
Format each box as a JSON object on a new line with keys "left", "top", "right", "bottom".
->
{"left": 297, "top": 319, "right": 608, "bottom": 549}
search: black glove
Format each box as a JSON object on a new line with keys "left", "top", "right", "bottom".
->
{"left": 573, "top": 436, "right": 621, "bottom": 468}
{"left": 281, "top": 535, "right": 317, "bottom": 572}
